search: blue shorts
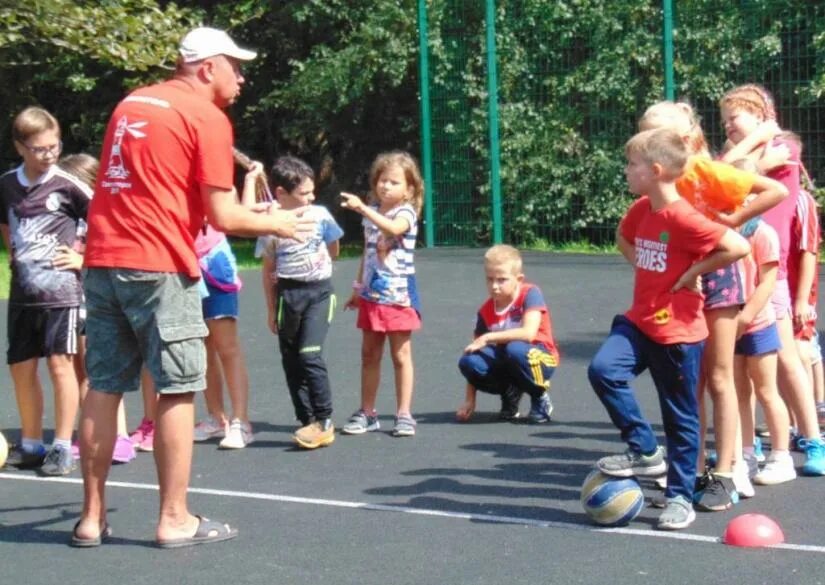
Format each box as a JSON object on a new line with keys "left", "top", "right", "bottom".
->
{"left": 702, "top": 262, "right": 744, "bottom": 310}
{"left": 735, "top": 322, "right": 781, "bottom": 357}
{"left": 202, "top": 283, "right": 239, "bottom": 320}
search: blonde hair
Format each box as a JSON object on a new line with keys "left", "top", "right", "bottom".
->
{"left": 59, "top": 153, "right": 99, "bottom": 187}
{"left": 369, "top": 150, "right": 425, "bottom": 214}
{"left": 12, "top": 106, "right": 60, "bottom": 144}
{"left": 625, "top": 128, "right": 689, "bottom": 180}
{"left": 484, "top": 244, "right": 523, "bottom": 275}
{"left": 719, "top": 84, "right": 777, "bottom": 121}
{"left": 638, "top": 101, "right": 708, "bottom": 157}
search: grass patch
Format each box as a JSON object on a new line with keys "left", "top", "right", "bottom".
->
{"left": 523, "top": 239, "right": 617, "bottom": 254}
{"left": 229, "top": 237, "right": 363, "bottom": 270}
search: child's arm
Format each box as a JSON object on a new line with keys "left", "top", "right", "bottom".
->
{"left": 344, "top": 249, "right": 365, "bottom": 310}
{"left": 616, "top": 230, "right": 634, "bottom": 264}
{"left": 340, "top": 193, "right": 410, "bottom": 237}
{"left": 261, "top": 254, "right": 278, "bottom": 334}
{"left": 240, "top": 162, "right": 266, "bottom": 208}
{"left": 720, "top": 121, "right": 780, "bottom": 165}
{"left": 672, "top": 229, "right": 750, "bottom": 292}
{"left": 51, "top": 245, "right": 83, "bottom": 272}
{"left": 456, "top": 383, "right": 477, "bottom": 422}
{"left": 737, "top": 261, "right": 778, "bottom": 338}
{"left": 716, "top": 174, "right": 788, "bottom": 228}
{"left": 794, "top": 249, "right": 817, "bottom": 328}
{"left": 327, "top": 240, "right": 340, "bottom": 260}
{"left": 464, "top": 308, "right": 542, "bottom": 352}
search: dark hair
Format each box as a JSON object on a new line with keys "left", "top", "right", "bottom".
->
{"left": 269, "top": 156, "right": 315, "bottom": 193}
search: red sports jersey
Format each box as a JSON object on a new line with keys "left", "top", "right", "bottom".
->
{"left": 620, "top": 197, "right": 726, "bottom": 344}
{"left": 84, "top": 79, "right": 235, "bottom": 278}
{"left": 788, "top": 189, "right": 820, "bottom": 310}
{"left": 475, "top": 283, "right": 560, "bottom": 361}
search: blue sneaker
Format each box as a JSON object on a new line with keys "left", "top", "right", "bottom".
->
{"left": 753, "top": 436, "right": 766, "bottom": 463}
{"left": 527, "top": 391, "right": 553, "bottom": 424}
{"left": 801, "top": 437, "right": 825, "bottom": 476}
{"left": 791, "top": 429, "right": 804, "bottom": 452}
{"left": 706, "top": 450, "right": 718, "bottom": 468}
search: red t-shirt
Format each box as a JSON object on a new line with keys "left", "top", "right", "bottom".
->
{"left": 787, "top": 189, "right": 820, "bottom": 307}
{"left": 475, "top": 283, "right": 560, "bottom": 361}
{"left": 85, "top": 79, "right": 235, "bottom": 278}
{"left": 675, "top": 156, "right": 754, "bottom": 220}
{"left": 620, "top": 197, "right": 726, "bottom": 344}
{"left": 761, "top": 138, "right": 801, "bottom": 280}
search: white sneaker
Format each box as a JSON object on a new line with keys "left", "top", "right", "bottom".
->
{"left": 219, "top": 419, "right": 254, "bottom": 449}
{"left": 743, "top": 452, "right": 759, "bottom": 479}
{"left": 733, "top": 460, "right": 755, "bottom": 498}
{"left": 193, "top": 416, "right": 226, "bottom": 442}
{"left": 754, "top": 452, "right": 797, "bottom": 486}
{"left": 654, "top": 475, "right": 667, "bottom": 490}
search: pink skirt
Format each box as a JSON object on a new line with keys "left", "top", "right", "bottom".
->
{"left": 357, "top": 299, "right": 421, "bottom": 332}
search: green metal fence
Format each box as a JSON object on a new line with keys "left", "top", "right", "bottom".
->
{"left": 418, "top": 0, "right": 825, "bottom": 248}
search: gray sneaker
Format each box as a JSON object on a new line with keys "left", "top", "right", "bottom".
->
{"left": 40, "top": 444, "right": 75, "bottom": 476}
{"left": 657, "top": 495, "right": 696, "bottom": 530}
{"left": 597, "top": 446, "right": 666, "bottom": 478}
{"left": 392, "top": 414, "right": 417, "bottom": 437}
{"left": 341, "top": 410, "right": 380, "bottom": 435}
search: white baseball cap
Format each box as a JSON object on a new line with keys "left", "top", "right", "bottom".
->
{"left": 179, "top": 27, "right": 257, "bottom": 63}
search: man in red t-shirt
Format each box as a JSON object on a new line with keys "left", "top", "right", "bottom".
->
{"left": 587, "top": 128, "right": 749, "bottom": 530}
{"left": 74, "top": 27, "right": 314, "bottom": 549}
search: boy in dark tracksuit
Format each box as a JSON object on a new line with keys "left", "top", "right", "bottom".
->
{"left": 256, "top": 156, "right": 343, "bottom": 449}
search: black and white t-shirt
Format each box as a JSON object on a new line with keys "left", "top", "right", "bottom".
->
{"left": 0, "top": 165, "right": 92, "bottom": 307}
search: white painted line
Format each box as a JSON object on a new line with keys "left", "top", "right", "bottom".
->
{"left": 2, "top": 472, "right": 823, "bottom": 553}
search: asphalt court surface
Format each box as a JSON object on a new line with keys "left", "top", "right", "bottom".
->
{"left": 2, "top": 249, "right": 825, "bottom": 584}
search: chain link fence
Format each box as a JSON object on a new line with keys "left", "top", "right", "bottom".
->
{"left": 420, "top": 0, "right": 825, "bottom": 247}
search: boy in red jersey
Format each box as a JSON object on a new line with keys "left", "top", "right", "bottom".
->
{"left": 588, "top": 128, "right": 750, "bottom": 530}
{"left": 456, "top": 245, "right": 560, "bottom": 423}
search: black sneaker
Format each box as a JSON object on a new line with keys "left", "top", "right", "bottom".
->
{"left": 4, "top": 444, "right": 46, "bottom": 469}
{"left": 498, "top": 386, "right": 522, "bottom": 421}
{"left": 694, "top": 473, "right": 738, "bottom": 512}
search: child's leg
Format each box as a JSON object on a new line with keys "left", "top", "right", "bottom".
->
{"left": 47, "top": 353, "right": 81, "bottom": 442}
{"left": 747, "top": 352, "right": 790, "bottom": 452}
{"left": 116, "top": 398, "right": 128, "bottom": 436}
{"left": 10, "top": 358, "right": 44, "bottom": 441}
{"left": 733, "top": 355, "right": 755, "bottom": 451}
{"left": 648, "top": 340, "right": 703, "bottom": 502}
{"left": 140, "top": 367, "right": 157, "bottom": 421}
{"left": 501, "top": 341, "right": 556, "bottom": 395}
{"left": 203, "top": 333, "right": 227, "bottom": 422}
{"left": 587, "top": 316, "right": 656, "bottom": 456}
{"left": 278, "top": 290, "right": 313, "bottom": 424}
{"left": 458, "top": 345, "right": 508, "bottom": 394}
{"left": 293, "top": 285, "right": 334, "bottom": 421}
{"left": 702, "top": 307, "right": 739, "bottom": 474}
{"left": 207, "top": 318, "right": 249, "bottom": 423}
{"left": 776, "top": 316, "right": 819, "bottom": 439}
{"left": 360, "top": 330, "right": 386, "bottom": 413}
{"left": 75, "top": 334, "right": 89, "bottom": 403}
{"left": 456, "top": 383, "right": 478, "bottom": 421}
{"left": 388, "top": 331, "right": 414, "bottom": 415}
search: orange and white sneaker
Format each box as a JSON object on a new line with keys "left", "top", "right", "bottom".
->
{"left": 294, "top": 419, "right": 335, "bottom": 449}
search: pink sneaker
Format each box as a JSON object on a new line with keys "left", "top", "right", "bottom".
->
{"left": 129, "top": 417, "right": 155, "bottom": 452}
{"left": 71, "top": 441, "right": 80, "bottom": 461}
{"left": 112, "top": 434, "right": 137, "bottom": 463}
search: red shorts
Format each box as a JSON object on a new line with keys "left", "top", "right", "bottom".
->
{"left": 357, "top": 299, "right": 421, "bottom": 332}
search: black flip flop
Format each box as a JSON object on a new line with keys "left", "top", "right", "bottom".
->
{"left": 156, "top": 515, "right": 238, "bottom": 549}
{"left": 70, "top": 520, "right": 112, "bottom": 548}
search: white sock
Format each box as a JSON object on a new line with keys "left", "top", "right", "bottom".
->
{"left": 52, "top": 438, "right": 72, "bottom": 450}
{"left": 21, "top": 438, "right": 44, "bottom": 454}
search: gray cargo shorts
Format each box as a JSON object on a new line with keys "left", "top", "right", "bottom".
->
{"left": 84, "top": 268, "right": 208, "bottom": 394}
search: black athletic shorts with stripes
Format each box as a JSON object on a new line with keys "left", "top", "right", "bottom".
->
{"left": 6, "top": 305, "right": 82, "bottom": 364}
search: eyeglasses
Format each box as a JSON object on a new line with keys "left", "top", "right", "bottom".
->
{"left": 18, "top": 140, "right": 62, "bottom": 158}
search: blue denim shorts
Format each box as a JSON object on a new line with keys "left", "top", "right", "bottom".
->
{"left": 202, "top": 283, "right": 239, "bottom": 320}
{"left": 735, "top": 322, "right": 782, "bottom": 357}
{"left": 84, "top": 268, "right": 208, "bottom": 394}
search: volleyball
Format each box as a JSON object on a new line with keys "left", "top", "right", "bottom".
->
{"left": 580, "top": 469, "right": 645, "bottom": 527}
{"left": 0, "top": 431, "right": 7, "bottom": 468}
